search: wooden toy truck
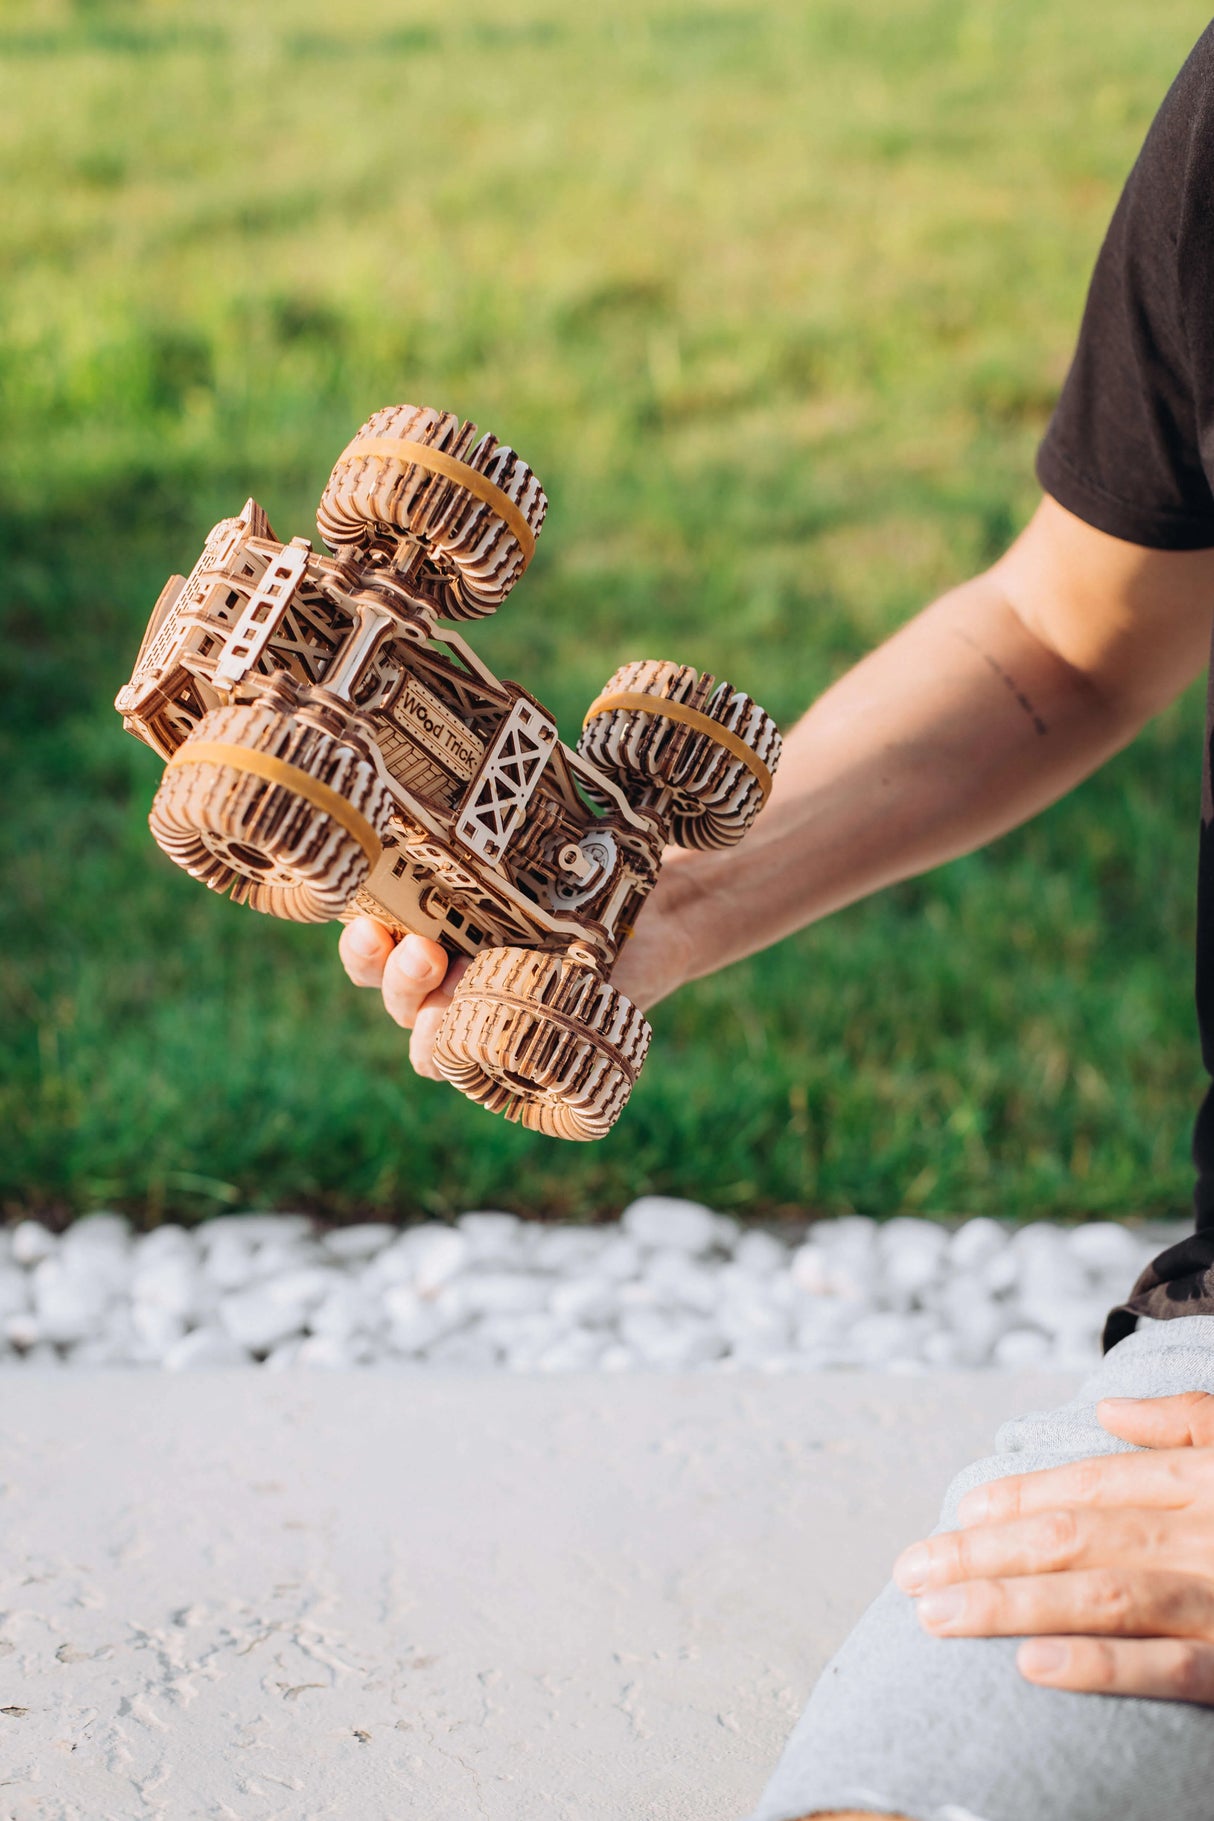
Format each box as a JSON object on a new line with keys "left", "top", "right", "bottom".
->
{"left": 115, "top": 405, "right": 782, "bottom": 1138}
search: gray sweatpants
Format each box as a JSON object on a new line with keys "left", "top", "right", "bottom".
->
{"left": 746, "top": 1315, "right": 1214, "bottom": 1821}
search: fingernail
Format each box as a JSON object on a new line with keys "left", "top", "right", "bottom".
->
{"left": 394, "top": 940, "right": 438, "bottom": 983}
{"left": 957, "top": 1486, "right": 990, "bottom": 1524}
{"left": 893, "top": 1546, "right": 931, "bottom": 1593}
{"left": 1019, "top": 1640, "right": 1068, "bottom": 1678}
{"left": 917, "top": 1588, "right": 965, "bottom": 1629}
{"left": 1099, "top": 1398, "right": 1136, "bottom": 1411}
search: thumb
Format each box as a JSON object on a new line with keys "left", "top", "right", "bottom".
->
{"left": 1098, "top": 1390, "right": 1214, "bottom": 1449}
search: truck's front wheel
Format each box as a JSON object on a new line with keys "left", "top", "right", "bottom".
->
{"left": 148, "top": 702, "right": 391, "bottom": 923}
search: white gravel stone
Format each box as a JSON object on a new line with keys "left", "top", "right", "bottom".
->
{"left": 321, "top": 1223, "right": 396, "bottom": 1261}
{"left": 978, "top": 1245, "right": 1021, "bottom": 1296}
{"left": 533, "top": 1333, "right": 605, "bottom": 1372}
{"left": 32, "top": 1260, "right": 112, "bottom": 1346}
{"left": 131, "top": 1303, "right": 188, "bottom": 1359}
{"left": 993, "top": 1327, "right": 1054, "bottom": 1369}
{"left": 425, "top": 1330, "right": 505, "bottom": 1370}
{"left": 11, "top": 1220, "right": 57, "bottom": 1267}
{"left": 850, "top": 1311, "right": 929, "bottom": 1365}
{"left": 599, "top": 1344, "right": 638, "bottom": 1371}
{"left": 456, "top": 1212, "right": 528, "bottom": 1263}
{"left": 644, "top": 1249, "right": 722, "bottom": 1314}
{"left": 218, "top": 1288, "right": 308, "bottom": 1353}
{"left": 0, "top": 1209, "right": 1179, "bottom": 1374}
{"left": 549, "top": 1277, "right": 619, "bottom": 1324}
{"left": 621, "top": 1197, "right": 719, "bottom": 1255}
{"left": 134, "top": 1225, "right": 199, "bottom": 1264}
{"left": 384, "top": 1288, "right": 465, "bottom": 1356}
{"left": 620, "top": 1309, "right": 724, "bottom": 1367}
{"left": 789, "top": 1242, "right": 832, "bottom": 1297}
{"left": 594, "top": 1236, "right": 643, "bottom": 1281}
{"left": 262, "top": 1266, "right": 339, "bottom": 1310}
{"left": 713, "top": 1212, "right": 743, "bottom": 1249}
{"left": 530, "top": 1226, "right": 609, "bottom": 1272}
{"left": 1065, "top": 1221, "right": 1148, "bottom": 1275}
{"left": 60, "top": 1211, "right": 130, "bottom": 1251}
{"left": 460, "top": 1271, "right": 551, "bottom": 1317}
{"left": 295, "top": 1334, "right": 358, "bottom": 1369}
{"left": 718, "top": 1293, "right": 791, "bottom": 1351}
{"left": 197, "top": 1213, "right": 312, "bottom": 1245}
{"left": 203, "top": 1232, "right": 259, "bottom": 1291}
{"left": 163, "top": 1326, "right": 251, "bottom": 1370}
{"left": 921, "top": 1330, "right": 965, "bottom": 1368}
{"left": 131, "top": 1255, "right": 201, "bottom": 1323}
{"left": 265, "top": 1338, "right": 304, "bottom": 1370}
{"left": 377, "top": 1224, "right": 469, "bottom": 1294}
{"left": 13, "top": 1341, "right": 63, "bottom": 1368}
{"left": 732, "top": 1230, "right": 788, "bottom": 1276}
{"left": 948, "top": 1217, "right": 1008, "bottom": 1272}
{"left": 0, "top": 1268, "right": 30, "bottom": 1320}
{"left": 881, "top": 1218, "right": 949, "bottom": 1302}
{"left": 926, "top": 1274, "right": 1011, "bottom": 1365}
{"left": 5, "top": 1312, "right": 41, "bottom": 1350}
{"left": 310, "top": 1283, "right": 383, "bottom": 1342}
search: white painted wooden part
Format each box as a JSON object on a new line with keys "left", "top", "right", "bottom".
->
{"left": 454, "top": 696, "right": 557, "bottom": 864}
{"left": 213, "top": 540, "right": 312, "bottom": 688}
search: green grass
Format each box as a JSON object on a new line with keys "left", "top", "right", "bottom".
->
{"left": 3, "top": 0, "right": 1212, "bottom": 1225}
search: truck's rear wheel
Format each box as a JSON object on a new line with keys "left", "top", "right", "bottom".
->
{"left": 434, "top": 946, "right": 651, "bottom": 1140}
{"left": 579, "top": 660, "right": 781, "bottom": 849}
{"left": 317, "top": 403, "right": 547, "bottom": 621}
{"left": 149, "top": 702, "right": 391, "bottom": 923}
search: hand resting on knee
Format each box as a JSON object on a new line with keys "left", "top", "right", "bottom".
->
{"left": 892, "top": 1390, "right": 1214, "bottom": 1703}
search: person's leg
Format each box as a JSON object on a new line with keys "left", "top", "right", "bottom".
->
{"left": 744, "top": 1315, "right": 1214, "bottom": 1821}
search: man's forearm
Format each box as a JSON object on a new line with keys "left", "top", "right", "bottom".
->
{"left": 658, "top": 569, "right": 1159, "bottom": 983}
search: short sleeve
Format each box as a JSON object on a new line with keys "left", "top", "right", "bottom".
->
{"left": 1036, "top": 26, "right": 1214, "bottom": 551}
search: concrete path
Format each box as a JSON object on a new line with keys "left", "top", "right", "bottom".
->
{"left": 0, "top": 1371, "right": 1077, "bottom": 1820}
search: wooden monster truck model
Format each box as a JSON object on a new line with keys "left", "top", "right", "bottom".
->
{"left": 115, "top": 405, "right": 782, "bottom": 1139}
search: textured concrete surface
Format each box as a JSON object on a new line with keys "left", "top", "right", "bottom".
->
{"left": 0, "top": 1371, "right": 1077, "bottom": 1820}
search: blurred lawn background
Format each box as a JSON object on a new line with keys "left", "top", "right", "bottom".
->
{"left": 2, "top": 0, "right": 1211, "bottom": 1226}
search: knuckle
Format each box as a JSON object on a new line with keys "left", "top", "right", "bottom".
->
{"left": 1171, "top": 1642, "right": 1214, "bottom": 1702}
{"left": 1139, "top": 1514, "right": 1173, "bottom": 1558}
{"left": 1082, "top": 1640, "right": 1121, "bottom": 1691}
{"left": 1089, "top": 1570, "right": 1133, "bottom": 1622}
{"left": 1040, "top": 1508, "right": 1080, "bottom": 1561}
{"left": 981, "top": 1580, "right": 1013, "bottom": 1629}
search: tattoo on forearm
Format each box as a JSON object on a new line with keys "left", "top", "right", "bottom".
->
{"left": 954, "top": 631, "right": 1049, "bottom": 735}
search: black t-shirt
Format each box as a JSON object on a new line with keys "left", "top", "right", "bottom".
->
{"left": 1034, "top": 21, "right": 1214, "bottom": 1346}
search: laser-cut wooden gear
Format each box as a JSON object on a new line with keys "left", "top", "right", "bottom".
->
{"left": 115, "top": 404, "right": 782, "bottom": 1138}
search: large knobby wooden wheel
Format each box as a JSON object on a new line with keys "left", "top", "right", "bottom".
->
{"left": 579, "top": 659, "right": 782, "bottom": 849}
{"left": 149, "top": 703, "right": 391, "bottom": 923}
{"left": 433, "top": 947, "right": 652, "bottom": 1140}
{"left": 316, "top": 403, "right": 547, "bottom": 621}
